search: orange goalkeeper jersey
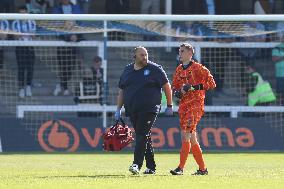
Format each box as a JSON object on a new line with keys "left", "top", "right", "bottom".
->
{"left": 172, "top": 61, "right": 216, "bottom": 114}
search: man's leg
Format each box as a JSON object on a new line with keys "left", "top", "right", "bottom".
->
{"left": 26, "top": 49, "right": 35, "bottom": 87}
{"left": 170, "top": 111, "right": 191, "bottom": 175}
{"left": 16, "top": 48, "right": 25, "bottom": 89}
{"left": 178, "top": 130, "right": 191, "bottom": 170}
{"left": 191, "top": 131, "right": 208, "bottom": 175}
{"left": 145, "top": 126, "right": 156, "bottom": 171}
{"left": 0, "top": 49, "right": 3, "bottom": 69}
{"left": 130, "top": 112, "right": 157, "bottom": 170}
{"left": 170, "top": 129, "right": 191, "bottom": 175}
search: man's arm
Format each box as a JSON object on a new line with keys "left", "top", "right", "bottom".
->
{"left": 115, "top": 88, "right": 124, "bottom": 120}
{"left": 162, "top": 82, "right": 173, "bottom": 106}
{"left": 181, "top": 66, "right": 216, "bottom": 93}
{"left": 163, "top": 82, "right": 174, "bottom": 116}
{"left": 201, "top": 66, "right": 216, "bottom": 90}
{"left": 117, "top": 88, "right": 124, "bottom": 109}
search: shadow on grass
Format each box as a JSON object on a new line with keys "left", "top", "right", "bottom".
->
{"left": 37, "top": 175, "right": 127, "bottom": 179}
{"left": 37, "top": 174, "right": 170, "bottom": 179}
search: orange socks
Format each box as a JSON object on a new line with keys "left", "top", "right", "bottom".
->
{"left": 178, "top": 141, "right": 191, "bottom": 169}
{"left": 191, "top": 144, "right": 206, "bottom": 171}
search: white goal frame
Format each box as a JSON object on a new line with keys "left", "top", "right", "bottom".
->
{"left": 1, "top": 14, "right": 284, "bottom": 128}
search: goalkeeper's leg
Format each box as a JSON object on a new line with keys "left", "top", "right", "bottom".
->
{"left": 179, "top": 130, "right": 191, "bottom": 169}
{"left": 190, "top": 131, "right": 208, "bottom": 175}
{"left": 170, "top": 130, "right": 191, "bottom": 175}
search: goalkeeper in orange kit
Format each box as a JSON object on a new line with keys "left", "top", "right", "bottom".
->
{"left": 170, "top": 43, "right": 216, "bottom": 175}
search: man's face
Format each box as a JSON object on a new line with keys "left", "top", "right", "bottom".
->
{"left": 135, "top": 48, "right": 148, "bottom": 66}
{"left": 179, "top": 46, "right": 193, "bottom": 63}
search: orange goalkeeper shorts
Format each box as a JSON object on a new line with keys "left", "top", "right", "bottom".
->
{"left": 179, "top": 109, "right": 203, "bottom": 132}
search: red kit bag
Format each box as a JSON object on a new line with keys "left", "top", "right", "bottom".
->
{"left": 103, "top": 118, "right": 134, "bottom": 151}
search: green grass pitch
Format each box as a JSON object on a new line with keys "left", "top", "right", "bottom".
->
{"left": 0, "top": 152, "right": 283, "bottom": 189}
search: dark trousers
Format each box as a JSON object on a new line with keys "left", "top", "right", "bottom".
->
{"left": 15, "top": 47, "right": 35, "bottom": 88}
{"left": 129, "top": 112, "right": 157, "bottom": 171}
{"left": 57, "top": 47, "right": 77, "bottom": 90}
{"left": 0, "top": 49, "right": 3, "bottom": 69}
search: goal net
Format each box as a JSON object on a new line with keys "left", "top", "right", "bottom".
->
{"left": 1, "top": 14, "right": 284, "bottom": 150}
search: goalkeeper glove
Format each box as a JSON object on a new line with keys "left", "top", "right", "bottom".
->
{"left": 182, "top": 84, "right": 192, "bottom": 92}
{"left": 183, "top": 84, "right": 203, "bottom": 92}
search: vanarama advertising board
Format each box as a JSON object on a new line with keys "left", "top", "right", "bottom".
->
{"left": 0, "top": 117, "right": 284, "bottom": 152}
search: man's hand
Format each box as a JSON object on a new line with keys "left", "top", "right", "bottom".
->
{"left": 115, "top": 108, "right": 121, "bottom": 121}
{"left": 164, "top": 105, "right": 173, "bottom": 116}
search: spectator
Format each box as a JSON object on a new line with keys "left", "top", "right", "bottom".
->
{"left": 245, "top": 65, "right": 276, "bottom": 106}
{"left": 254, "top": 0, "right": 274, "bottom": 14}
{"left": 52, "top": 0, "right": 82, "bottom": 96}
{"left": 205, "top": 0, "right": 216, "bottom": 15}
{"left": 90, "top": 55, "right": 104, "bottom": 103}
{"left": 253, "top": 0, "right": 275, "bottom": 34}
{"left": 238, "top": 22, "right": 266, "bottom": 89}
{"left": 0, "top": 19, "right": 9, "bottom": 70}
{"left": 78, "top": 0, "right": 90, "bottom": 14}
{"left": 52, "top": 0, "right": 81, "bottom": 14}
{"left": 272, "top": 26, "right": 284, "bottom": 104}
{"left": 204, "top": 0, "right": 216, "bottom": 28}
{"left": 74, "top": 56, "right": 106, "bottom": 117}
{"left": 76, "top": 67, "right": 101, "bottom": 103}
{"left": 53, "top": 35, "right": 82, "bottom": 96}
{"left": 25, "top": 0, "right": 50, "bottom": 13}
{"left": 74, "top": 67, "right": 99, "bottom": 117}
{"left": 140, "top": 0, "right": 160, "bottom": 14}
{"left": 46, "top": 0, "right": 55, "bottom": 12}
{"left": 12, "top": 6, "right": 36, "bottom": 98}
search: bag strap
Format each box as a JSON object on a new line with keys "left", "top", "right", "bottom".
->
{"left": 114, "top": 118, "right": 126, "bottom": 127}
{"left": 110, "top": 118, "right": 126, "bottom": 131}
